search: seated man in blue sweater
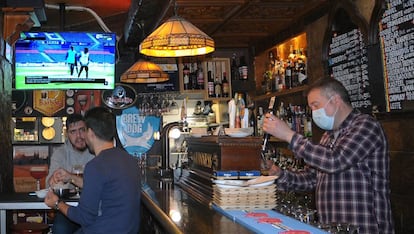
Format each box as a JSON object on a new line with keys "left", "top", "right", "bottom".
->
{"left": 45, "top": 107, "right": 141, "bottom": 234}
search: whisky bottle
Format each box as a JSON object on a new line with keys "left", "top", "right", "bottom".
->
{"left": 207, "top": 70, "right": 215, "bottom": 98}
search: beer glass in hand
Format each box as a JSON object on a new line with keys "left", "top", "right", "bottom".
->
{"left": 72, "top": 164, "right": 84, "bottom": 197}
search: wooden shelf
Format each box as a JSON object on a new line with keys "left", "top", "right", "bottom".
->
{"left": 253, "top": 85, "right": 308, "bottom": 101}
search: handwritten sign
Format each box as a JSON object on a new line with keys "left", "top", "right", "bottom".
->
{"left": 328, "top": 28, "right": 372, "bottom": 112}
{"left": 380, "top": 0, "right": 414, "bottom": 111}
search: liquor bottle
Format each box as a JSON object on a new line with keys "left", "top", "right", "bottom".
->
{"left": 207, "top": 70, "right": 215, "bottom": 98}
{"left": 297, "top": 48, "right": 307, "bottom": 85}
{"left": 256, "top": 107, "right": 264, "bottom": 136}
{"left": 292, "top": 61, "right": 299, "bottom": 88}
{"left": 183, "top": 64, "right": 190, "bottom": 90}
{"left": 222, "top": 72, "right": 230, "bottom": 97}
{"left": 277, "top": 61, "right": 285, "bottom": 91}
{"left": 238, "top": 56, "right": 248, "bottom": 80}
{"left": 285, "top": 60, "right": 292, "bottom": 89}
{"left": 197, "top": 61, "right": 204, "bottom": 89}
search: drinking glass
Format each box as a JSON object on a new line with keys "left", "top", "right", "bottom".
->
{"left": 72, "top": 164, "right": 84, "bottom": 197}
{"left": 30, "top": 167, "right": 48, "bottom": 191}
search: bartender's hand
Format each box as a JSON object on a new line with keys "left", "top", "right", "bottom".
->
{"left": 265, "top": 160, "right": 282, "bottom": 177}
{"left": 49, "top": 168, "right": 71, "bottom": 186}
{"left": 268, "top": 163, "right": 282, "bottom": 177}
{"left": 262, "top": 113, "right": 295, "bottom": 143}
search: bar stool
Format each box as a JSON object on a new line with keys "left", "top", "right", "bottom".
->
{"left": 11, "top": 222, "right": 50, "bottom": 234}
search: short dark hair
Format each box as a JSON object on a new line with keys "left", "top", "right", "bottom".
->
{"left": 84, "top": 107, "right": 115, "bottom": 141}
{"left": 307, "top": 77, "right": 351, "bottom": 105}
{"left": 66, "top": 114, "right": 84, "bottom": 128}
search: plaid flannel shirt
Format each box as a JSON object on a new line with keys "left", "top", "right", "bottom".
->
{"left": 277, "top": 110, "right": 394, "bottom": 234}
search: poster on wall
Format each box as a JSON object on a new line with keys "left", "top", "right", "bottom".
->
{"left": 116, "top": 106, "right": 160, "bottom": 156}
{"left": 379, "top": 0, "right": 414, "bottom": 111}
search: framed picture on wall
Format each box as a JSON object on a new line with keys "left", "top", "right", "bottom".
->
{"left": 13, "top": 145, "right": 49, "bottom": 192}
{"left": 13, "top": 145, "right": 49, "bottom": 165}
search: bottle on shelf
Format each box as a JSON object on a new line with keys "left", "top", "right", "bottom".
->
{"left": 197, "top": 61, "right": 204, "bottom": 89}
{"left": 297, "top": 48, "right": 307, "bottom": 85}
{"left": 257, "top": 107, "right": 264, "bottom": 136}
{"left": 222, "top": 72, "right": 230, "bottom": 97}
{"left": 207, "top": 70, "right": 215, "bottom": 98}
{"left": 285, "top": 60, "right": 292, "bottom": 89}
{"left": 238, "top": 56, "right": 248, "bottom": 80}
{"left": 183, "top": 64, "right": 190, "bottom": 90}
{"left": 214, "top": 73, "right": 222, "bottom": 98}
{"left": 190, "top": 63, "right": 197, "bottom": 89}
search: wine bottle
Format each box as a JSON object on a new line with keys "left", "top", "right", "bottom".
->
{"left": 207, "top": 70, "right": 215, "bottom": 98}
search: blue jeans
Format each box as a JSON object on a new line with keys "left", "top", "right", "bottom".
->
{"left": 52, "top": 211, "right": 80, "bottom": 234}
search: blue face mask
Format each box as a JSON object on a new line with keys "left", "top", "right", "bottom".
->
{"left": 312, "top": 97, "right": 338, "bottom": 130}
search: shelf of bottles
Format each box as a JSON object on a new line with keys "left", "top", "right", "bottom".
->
{"left": 179, "top": 58, "right": 206, "bottom": 93}
{"left": 256, "top": 33, "right": 308, "bottom": 100}
{"left": 178, "top": 57, "right": 232, "bottom": 101}
{"left": 256, "top": 101, "right": 312, "bottom": 139}
{"left": 204, "top": 58, "right": 232, "bottom": 101}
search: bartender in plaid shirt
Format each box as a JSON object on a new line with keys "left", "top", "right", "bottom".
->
{"left": 263, "top": 78, "right": 394, "bottom": 234}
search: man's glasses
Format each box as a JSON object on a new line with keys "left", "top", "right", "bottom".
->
{"left": 68, "top": 127, "right": 86, "bottom": 135}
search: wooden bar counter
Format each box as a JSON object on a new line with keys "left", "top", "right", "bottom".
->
{"left": 140, "top": 168, "right": 253, "bottom": 234}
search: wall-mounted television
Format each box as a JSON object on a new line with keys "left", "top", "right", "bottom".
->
{"left": 14, "top": 31, "right": 116, "bottom": 90}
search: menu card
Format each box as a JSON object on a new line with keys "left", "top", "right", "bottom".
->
{"left": 328, "top": 28, "right": 372, "bottom": 112}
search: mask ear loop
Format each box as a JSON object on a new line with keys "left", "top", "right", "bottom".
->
{"left": 328, "top": 95, "right": 339, "bottom": 127}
